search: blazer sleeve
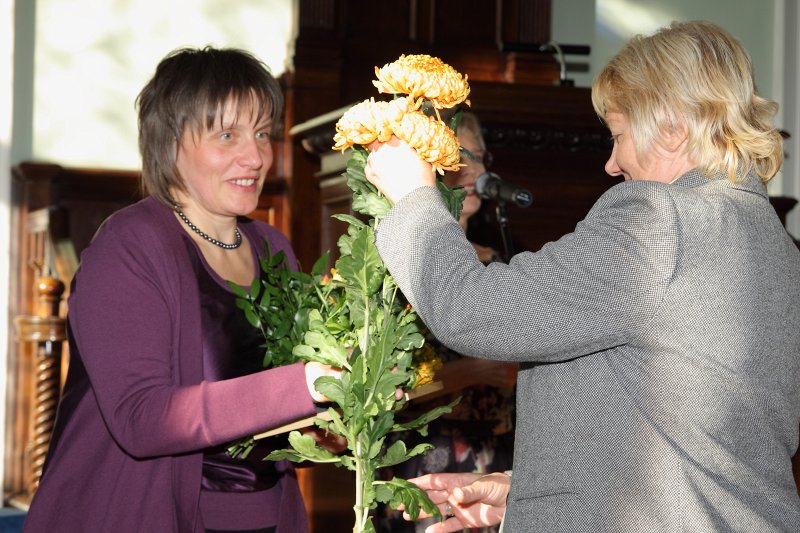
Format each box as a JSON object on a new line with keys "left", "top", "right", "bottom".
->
{"left": 67, "top": 215, "right": 316, "bottom": 459}
{"left": 375, "top": 182, "right": 680, "bottom": 363}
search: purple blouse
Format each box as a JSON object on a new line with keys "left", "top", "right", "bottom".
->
{"left": 23, "top": 198, "right": 314, "bottom": 533}
{"left": 187, "top": 235, "right": 287, "bottom": 529}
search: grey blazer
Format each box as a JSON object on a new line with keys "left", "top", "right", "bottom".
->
{"left": 375, "top": 170, "right": 800, "bottom": 532}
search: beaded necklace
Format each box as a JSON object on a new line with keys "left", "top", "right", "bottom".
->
{"left": 172, "top": 204, "right": 242, "bottom": 250}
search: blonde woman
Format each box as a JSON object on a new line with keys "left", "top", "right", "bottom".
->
{"left": 366, "top": 21, "right": 799, "bottom": 533}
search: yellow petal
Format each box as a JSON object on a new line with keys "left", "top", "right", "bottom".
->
{"left": 373, "top": 54, "right": 470, "bottom": 109}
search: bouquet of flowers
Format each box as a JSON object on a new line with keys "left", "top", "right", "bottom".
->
{"left": 231, "top": 54, "right": 470, "bottom": 533}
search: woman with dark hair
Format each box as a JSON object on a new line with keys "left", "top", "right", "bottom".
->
{"left": 23, "top": 46, "right": 337, "bottom": 533}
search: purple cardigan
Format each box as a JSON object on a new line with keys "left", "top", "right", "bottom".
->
{"left": 24, "top": 197, "right": 315, "bottom": 532}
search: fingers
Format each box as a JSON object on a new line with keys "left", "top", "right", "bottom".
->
{"left": 453, "top": 485, "right": 482, "bottom": 504}
{"left": 364, "top": 137, "right": 436, "bottom": 203}
{"left": 425, "top": 489, "right": 451, "bottom": 505}
{"left": 404, "top": 473, "right": 509, "bottom": 530}
{"left": 454, "top": 472, "right": 511, "bottom": 507}
{"left": 408, "top": 473, "right": 448, "bottom": 491}
{"left": 424, "top": 517, "right": 466, "bottom": 533}
{"left": 410, "top": 473, "right": 483, "bottom": 491}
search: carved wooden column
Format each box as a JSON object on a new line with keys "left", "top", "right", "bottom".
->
{"left": 12, "top": 276, "right": 66, "bottom": 503}
{"left": 7, "top": 163, "right": 142, "bottom": 507}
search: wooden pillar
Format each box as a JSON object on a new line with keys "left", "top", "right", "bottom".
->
{"left": 12, "top": 276, "right": 66, "bottom": 501}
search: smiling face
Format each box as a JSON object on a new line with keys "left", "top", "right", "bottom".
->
{"left": 444, "top": 125, "right": 485, "bottom": 222}
{"left": 604, "top": 111, "right": 694, "bottom": 183}
{"left": 174, "top": 97, "right": 273, "bottom": 219}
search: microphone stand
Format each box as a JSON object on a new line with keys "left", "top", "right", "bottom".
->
{"left": 495, "top": 200, "right": 515, "bottom": 262}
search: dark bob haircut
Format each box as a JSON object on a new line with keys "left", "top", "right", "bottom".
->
{"left": 135, "top": 46, "right": 284, "bottom": 205}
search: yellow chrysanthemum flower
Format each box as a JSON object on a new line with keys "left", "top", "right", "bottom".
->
{"left": 333, "top": 97, "right": 460, "bottom": 174}
{"left": 393, "top": 110, "right": 461, "bottom": 174}
{"left": 412, "top": 343, "right": 443, "bottom": 387}
{"left": 332, "top": 97, "right": 420, "bottom": 152}
{"left": 373, "top": 54, "right": 470, "bottom": 110}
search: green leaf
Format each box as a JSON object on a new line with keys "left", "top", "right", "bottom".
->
{"left": 394, "top": 328, "right": 425, "bottom": 351}
{"left": 368, "top": 436, "right": 386, "bottom": 461}
{"left": 234, "top": 298, "right": 252, "bottom": 312}
{"left": 449, "top": 108, "right": 463, "bottom": 133}
{"left": 392, "top": 396, "right": 461, "bottom": 433}
{"left": 373, "top": 477, "right": 440, "bottom": 520}
{"left": 378, "top": 441, "right": 433, "bottom": 469}
{"left": 227, "top": 281, "right": 249, "bottom": 298}
{"left": 331, "top": 213, "right": 366, "bottom": 229}
{"left": 436, "top": 178, "right": 467, "bottom": 222}
{"left": 297, "top": 328, "right": 350, "bottom": 367}
{"left": 269, "top": 250, "right": 287, "bottom": 268}
{"left": 311, "top": 251, "right": 331, "bottom": 277}
{"left": 249, "top": 278, "right": 261, "bottom": 300}
{"left": 292, "top": 344, "right": 316, "bottom": 359}
{"left": 362, "top": 519, "right": 377, "bottom": 533}
{"left": 314, "top": 376, "right": 346, "bottom": 407}
{"left": 325, "top": 408, "right": 351, "bottom": 442}
{"left": 405, "top": 442, "right": 434, "bottom": 460}
{"left": 368, "top": 411, "right": 396, "bottom": 443}
{"left": 377, "top": 440, "right": 407, "bottom": 468}
{"left": 352, "top": 193, "right": 392, "bottom": 218}
{"left": 243, "top": 307, "right": 260, "bottom": 329}
{"left": 265, "top": 431, "right": 341, "bottom": 464}
{"left": 374, "top": 483, "right": 394, "bottom": 505}
{"left": 289, "top": 270, "right": 313, "bottom": 284}
{"left": 335, "top": 226, "right": 384, "bottom": 296}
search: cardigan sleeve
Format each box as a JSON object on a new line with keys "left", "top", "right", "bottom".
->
{"left": 374, "top": 182, "right": 680, "bottom": 363}
{"left": 67, "top": 213, "right": 316, "bottom": 459}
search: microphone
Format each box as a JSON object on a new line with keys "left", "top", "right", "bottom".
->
{"left": 475, "top": 172, "right": 533, "bottom": 208}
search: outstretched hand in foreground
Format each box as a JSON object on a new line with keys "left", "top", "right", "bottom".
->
{"left": 405, "top": 471, "right": 511, "bottom": 533}
{"left": 365, "top": 137, "right": 436, "bottom": 203}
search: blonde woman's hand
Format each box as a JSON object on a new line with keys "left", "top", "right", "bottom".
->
{"left": 405, "top": 472, "right": 510, "bottom": 532}
{"left": 365, "top": 137, "right": 436, "bottom": 203}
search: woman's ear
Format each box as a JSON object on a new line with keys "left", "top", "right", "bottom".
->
{"left": 662, "top": 119, "right": 689, "bottom": 153}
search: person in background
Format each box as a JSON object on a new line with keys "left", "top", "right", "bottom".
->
{"left": 453, "top": 112, "right": 503, "bottom": 263}
{"left": 365, "top": 20, "right": 800, "bottom": 533}
{"left": 378, "top": 112, "right": 517, "bottom": 533}
{"left": 23, "top": 46, "right": 339, "bottom": 533}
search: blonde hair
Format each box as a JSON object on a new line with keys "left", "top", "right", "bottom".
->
{"left": 457, "top": 111, "right": 486, "bottom": 152}
{"left": 592, "top": 20, "right": 783, "bottom": 182}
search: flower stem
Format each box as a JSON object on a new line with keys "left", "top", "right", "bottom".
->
{"left": 353, "top": 294, "right": 372, "bottom": 532}
{"left": 352, "top": 434, "right": 375, "bottom": 532}
{"left": 353, "top": 438, "right": 364, "bottom": 532}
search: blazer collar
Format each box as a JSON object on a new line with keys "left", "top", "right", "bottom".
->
{"left": 672, "top": 168, "right": 768, "bottom": 199}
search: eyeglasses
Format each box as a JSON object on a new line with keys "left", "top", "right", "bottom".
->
{"left": 460, "top": 149, "right": 493, "bottom": 169}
